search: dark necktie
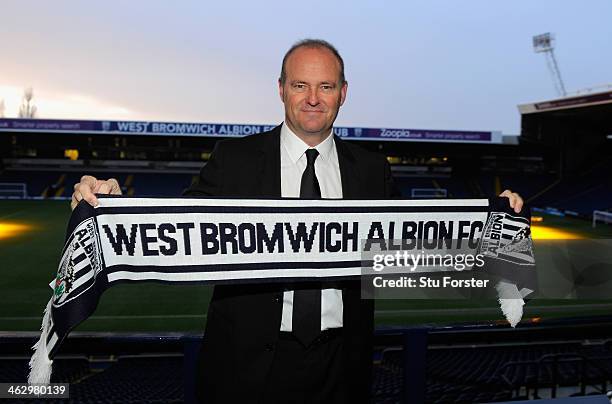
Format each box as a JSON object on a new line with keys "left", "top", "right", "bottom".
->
{"left": 292, "top": 148, "right": 322, "bottom": 346}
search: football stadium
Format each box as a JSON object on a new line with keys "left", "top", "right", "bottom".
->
{"left": 1, "top": 87, "right": 612, "bottom": 403}
{"left": 2, "top": 3, "right": 612, "bottom": 403}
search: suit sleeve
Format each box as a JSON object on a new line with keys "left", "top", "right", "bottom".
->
{"left": 183, "top": 141, "right": 225, "bottom": 197}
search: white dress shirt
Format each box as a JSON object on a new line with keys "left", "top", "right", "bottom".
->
{"left": 279, "top": 123, "right": 344, "bottom": 332}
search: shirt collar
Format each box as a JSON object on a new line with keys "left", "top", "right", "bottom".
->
{"left": 280, "top": 122, "right": 335, "bottom": 164}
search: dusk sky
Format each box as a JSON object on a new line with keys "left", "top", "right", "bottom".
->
{"left": 1, "top": 0, "right": 610, "bottom": 134}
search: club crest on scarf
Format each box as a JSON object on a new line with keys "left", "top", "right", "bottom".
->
{"left": 54, "top": 218, "right": 102, "bottom": 306}
{"left": 480, "top": 212, "right": 535, "bottom": 266}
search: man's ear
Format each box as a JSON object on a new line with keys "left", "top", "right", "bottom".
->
{"left": 339, "top": 81, "right": 348, "bottom": 106}
{"left": 278, "top": 79, "right": 285, "bottom": 102}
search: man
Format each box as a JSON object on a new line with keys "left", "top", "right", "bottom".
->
{"left": 72, "top": 39, "right": 524, "bottom": 403}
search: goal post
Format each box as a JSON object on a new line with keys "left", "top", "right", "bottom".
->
{"left": 0, "top": 183, "right": 27, "bottom": 199}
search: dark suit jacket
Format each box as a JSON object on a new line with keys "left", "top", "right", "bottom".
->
{"left": 184, "top": 124, "right": 398, "bottom": 403}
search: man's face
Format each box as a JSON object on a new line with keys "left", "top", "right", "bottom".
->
{"left": 279, "top": 47, "right": 347, "bottom": 144}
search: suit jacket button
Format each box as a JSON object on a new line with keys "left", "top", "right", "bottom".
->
{"left": 265, "top": 343, "right": 275, "bottom": 352}
{"left": 274, "top": 296, "right": 281, "bottom": 303}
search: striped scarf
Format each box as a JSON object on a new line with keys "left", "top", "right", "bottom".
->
{"left": 29, "top": 196, "right": 536, "bottom": 384}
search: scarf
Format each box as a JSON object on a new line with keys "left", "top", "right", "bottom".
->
{"left": 28, "top": 196, "right": 536, "bottom": 383}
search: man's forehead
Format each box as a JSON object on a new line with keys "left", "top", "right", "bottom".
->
{"left": 284, "top": 47, "right": 342, "bottom": 81}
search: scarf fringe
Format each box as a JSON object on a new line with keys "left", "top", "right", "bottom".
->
{"left": 28, "top": 299, "right": 53, "bottom": 384}
{"left": 496, "top": 281, "right": 525, "bottom": 327}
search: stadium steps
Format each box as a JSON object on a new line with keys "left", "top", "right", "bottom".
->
{"left": 534, "top": 177, "right": 612, "bottom": 216}
{"left": 526, "top": 177, "right": 562, "bottom": 204}
{"left": 41, "top": 173, "right": 66, "bottom": 198}
{"left": 431, "top": 179, "right": 441, "bottom": 191}
{"left": 466, "top": 178, "right": 483, "bottom": 198}
{"left": 124, "top": 174, "right": 135, "bottom": 196}
{"left": 124, "top": 174, "right": 134, "bottom": 188}
{"left": 497, "top": 173, "right": 557, "bottom": 206}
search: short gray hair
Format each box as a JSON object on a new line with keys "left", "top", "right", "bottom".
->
{"left": 279, "top": 39, "right": 345, "bottom": 85}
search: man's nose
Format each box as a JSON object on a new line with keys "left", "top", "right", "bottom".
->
{"left": 306, "top": 88, "right": 319, "bottom": 106}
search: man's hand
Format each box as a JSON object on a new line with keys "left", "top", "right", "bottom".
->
{"left": 71, "top": 175, "right": 122, "bottom": 210}
{"left": 499, "top": 189, "right": 523, "bottom": 214}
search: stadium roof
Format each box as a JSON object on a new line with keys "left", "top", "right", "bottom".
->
{"left": 518, "top": 89, "right": 612, "bottom": 137}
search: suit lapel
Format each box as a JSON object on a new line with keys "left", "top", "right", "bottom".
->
{"left": 334, "top": 135, "right": 362, "bottom": 199}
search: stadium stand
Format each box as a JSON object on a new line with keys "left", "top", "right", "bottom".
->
{"left": 0, "top": 170, "right": 198, "bottom": 199}
{"left": 1, "top": 357, "right": 183, "bottom": 403}
{"left": 130, "top": 172, "right": 193, "bottom": 197}
{"left": 0, "top": 334, "right": 186, "bottom": 404}
{"left": 1, "top": 94, "right": 611, "bottom": 403}
{"left": 372, "top": 319, "right": 612, "bottom": 403}
{"left": 529, "top": 166, "right": 612, "bottom": 216}
{"left": 0, "top": 170, "right": 57, "bottom": 198}
{"left": 2, "top": 317, "right": 612, "bottom": 403}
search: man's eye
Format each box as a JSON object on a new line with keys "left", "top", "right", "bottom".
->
{"left": 293, "top": 83, "right": 306, "bottom": 90}
{"left": 321, "top": 85, "right": 333, "bottom": 91}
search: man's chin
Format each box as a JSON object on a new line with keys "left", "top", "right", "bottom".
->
{"left": 299, "top": 121, "right": 331, "bottom": 135}
{"left": 287, "top": 119, "right": 333, "bottom": 138}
